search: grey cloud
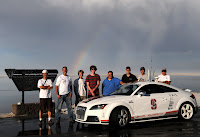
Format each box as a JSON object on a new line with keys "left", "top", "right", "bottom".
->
{"left": 0, "top": 0, "right": 200, "bottom": 74}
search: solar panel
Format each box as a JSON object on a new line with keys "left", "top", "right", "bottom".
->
{"left": 5, "top": 69, "right": 58, "bottom": 91}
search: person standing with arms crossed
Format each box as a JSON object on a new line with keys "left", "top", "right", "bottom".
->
{"left": 85, "top": 65, "right": 101, "bottom": 98}
{"left": 38, "top": 70, "right": 54, "bottom": 126}
{"left": 55, "top": 66, "right": 74, "bottom": 124}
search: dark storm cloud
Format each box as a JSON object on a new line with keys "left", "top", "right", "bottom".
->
{"left": 0, "top": 0, "right": 200, "bottom": 74}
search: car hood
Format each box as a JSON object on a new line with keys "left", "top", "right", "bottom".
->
{"left": 78, "top": 95, "right": 127, "bottom": 107}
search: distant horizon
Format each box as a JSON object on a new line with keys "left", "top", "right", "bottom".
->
{"left": 1, "top": 72, "right": 200, "bottom": 78}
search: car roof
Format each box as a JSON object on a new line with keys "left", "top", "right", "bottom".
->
{"left": 135, "top": 81, "right": 169, "bottom": 86}
{"left": 133, "top": 81, "right": 182, "bottom": 91}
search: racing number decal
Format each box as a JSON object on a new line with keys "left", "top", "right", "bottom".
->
{"left": 151, "top": 99, "right": 157, "bottom": 110}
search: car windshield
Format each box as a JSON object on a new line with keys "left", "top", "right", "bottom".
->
{"left": 111, "top": 84, "right": 139, "bottom": 95}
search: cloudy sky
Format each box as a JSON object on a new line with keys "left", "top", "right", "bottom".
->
{"left": 0, "top": 0, "right": 200, "bottom": 76}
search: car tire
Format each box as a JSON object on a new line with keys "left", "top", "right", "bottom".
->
{"left": 110, "top": 107, "right": 130, "bottom": 127}
{"left": 178, "top": 102, "right": 194, "bottom": 120}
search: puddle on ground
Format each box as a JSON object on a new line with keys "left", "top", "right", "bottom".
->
{"left": 0, "top": 113, "right": 200, "bottom": 137}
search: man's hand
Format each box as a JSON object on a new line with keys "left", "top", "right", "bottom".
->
{"left": 69, "top": 94, "right": 72, "bottom": 98}
{"left": 92, "top": 92, "right": 95, "bottom": 97}
{"left": 40, "top": 86, "right": 48, "bottom": 89}
{"left": 47, "top": 86, "right": 53, "bottom": 89}
{"left": 90, "top": 88, "right": 95, "bottom": 93}
{"left": 56, "top": 86, "right": 60, "bottom": 98}
{"left": 57, "top": 94, "right": 61, "bottom": 99}
{"left": 69, "top": 91, "right": 72, "bottom": 98}
{"left": 90, "top": 89, "right": 95, "bottom": 97}
{"left": 159, "top": 81, "right": 171, "bottom": 85}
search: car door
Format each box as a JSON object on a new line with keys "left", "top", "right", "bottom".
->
{"left": 133, "top": 84, "right": 170, "bottom": 119}
{"left": 159, "top": 85, "right": 180, "bottom": 112}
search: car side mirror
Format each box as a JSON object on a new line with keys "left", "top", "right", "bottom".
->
{"left": 137, "top": 90, "right": 146, "bottom": 97}
{"left": 184, "top": 89, "right": 192, "bottom": 92}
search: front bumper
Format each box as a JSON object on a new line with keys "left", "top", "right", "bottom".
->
{"left": 75, "top": 119, "right": 109, "bottom": 125}
{"left": 76, "top": 106, "right": 109, "bottom": 125}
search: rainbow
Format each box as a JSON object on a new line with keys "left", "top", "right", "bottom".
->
{"left": 72, "top": 24, "right": 105, "bottom": 74}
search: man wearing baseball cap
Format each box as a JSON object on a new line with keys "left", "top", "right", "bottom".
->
{"left": 37, "top": 70, "right": 54, "bottom": 126}
{"left": 158, "top": 68, "right": 171, "bottom": 85}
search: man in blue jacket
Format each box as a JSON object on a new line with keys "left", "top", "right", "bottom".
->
{"left": 102, "top": 71, "right": 121, "bottom": 96}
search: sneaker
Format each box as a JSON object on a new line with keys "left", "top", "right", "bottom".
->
{"left": 48, "top": 120, "right": 54, "bottom": 126}
{"left": 39, "top": 121, "right": 42, "bottom": 127}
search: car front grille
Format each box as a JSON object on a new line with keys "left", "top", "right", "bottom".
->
{"left": 76, "top": 106, "right": 87, "bottom": 120}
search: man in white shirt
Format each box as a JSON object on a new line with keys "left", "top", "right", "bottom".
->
{"left": 37, "top": 70, "right": 54, "bottom": 126}
{"left": 158, "top": 68, "right": 171, "bottom": 85}
{"left": 55, "top": 66, "right": 74, "bottom": 124}
{"left": 137, "top": 67, "right": 148, "bottom": 82}
{"left": 74, "top": 70, "right": 87, "bottom": 106}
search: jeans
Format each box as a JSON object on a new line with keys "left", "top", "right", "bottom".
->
{"left": 55, "top": 94, "right": 74, "bottom": 120}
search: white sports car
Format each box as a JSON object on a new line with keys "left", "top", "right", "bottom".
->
{"left": 75, "top": 82, "right": 198, "bottom": 127}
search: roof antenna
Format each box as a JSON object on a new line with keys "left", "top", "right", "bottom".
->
{"left": 147, "top": 56, "right": 152, "bottom": 82}
{"left": 151, "top": 56, "right": 152, "bottom": 81}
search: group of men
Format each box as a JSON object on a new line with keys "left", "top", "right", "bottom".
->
{"left": 37, "top": 65, "right": 171, "bottom": 126}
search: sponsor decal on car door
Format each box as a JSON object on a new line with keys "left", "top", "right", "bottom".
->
{"left": 134, "top": 93, "right": 170, "bottom": 119}
{"left": 151, "top": 99, "right": 157, "bottom": 110}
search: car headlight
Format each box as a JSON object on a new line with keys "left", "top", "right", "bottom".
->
{"left": 90, "top": 104, "right": 107, "bottom": 110}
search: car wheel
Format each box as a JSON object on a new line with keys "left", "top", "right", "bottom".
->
{"left": 178, "top": 103, "right": 194, "bottom": 120}
{"left": 110, "top": 107, "right": 130, "bottom": 127}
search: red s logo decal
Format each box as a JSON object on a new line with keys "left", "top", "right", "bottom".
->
{"left": 151, "top": 99, "right": 157, "bottom": 110}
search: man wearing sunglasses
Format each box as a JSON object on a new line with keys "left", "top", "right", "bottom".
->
{"left": 158, "top": 68, "right": 171, "bottom": 85}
